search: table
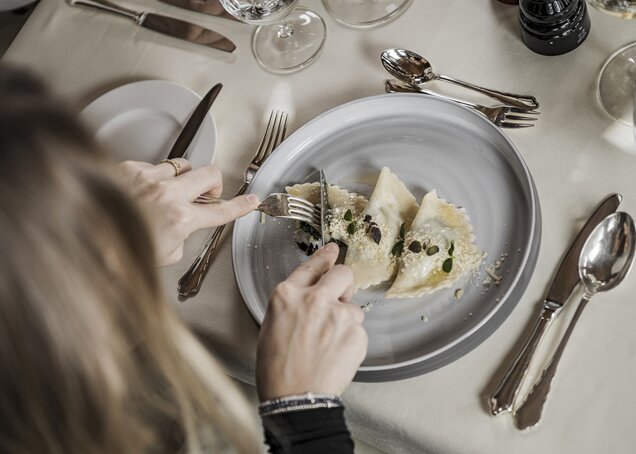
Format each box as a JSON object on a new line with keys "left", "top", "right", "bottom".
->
{"left": 5, "top": 1, "right": 636, "bottom": 452}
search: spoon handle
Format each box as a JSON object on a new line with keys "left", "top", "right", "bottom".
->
{"left": 436, "top": 74, "right": 539, "bottom": 110}
{"left": 514, "top": 295, "right": 591, "bottom": 429}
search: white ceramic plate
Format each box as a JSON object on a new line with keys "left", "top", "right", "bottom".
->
{"left": 232, "top": 94, "right": 540, "bottom": 381}
{"left": 81, "top": 80, "right": 216, "bottom": 167}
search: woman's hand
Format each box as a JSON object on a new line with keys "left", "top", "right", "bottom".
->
{"left": 256, "top": 243, "right": 368, "bottom": 401}
{"left": 116, "top": 159, "right": 259, "bottom": 266}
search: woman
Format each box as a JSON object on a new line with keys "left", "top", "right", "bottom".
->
{"left": 0, "top": 66, "right": 367, "bottom": 453}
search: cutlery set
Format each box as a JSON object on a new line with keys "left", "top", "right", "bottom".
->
{"left": 489, "top": 194, "right": 636, "bottom": 429}
{"left": 381, "top": 48, "right": 541, "bottom": 129}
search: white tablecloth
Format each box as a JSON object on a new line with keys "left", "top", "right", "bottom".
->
{"left": 5, "top": 1, "right": 636, "bottom": 452}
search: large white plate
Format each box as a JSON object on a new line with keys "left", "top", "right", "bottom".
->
{"left": 233, "top": 94, "right": 540, "bottom": 381}
{"left": 81, "top": 80, "right": 216, "bottom": 167}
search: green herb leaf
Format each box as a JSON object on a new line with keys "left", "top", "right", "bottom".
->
{"left": 442, "top": 257, "right": 453, "bottom": 273}
{"left": 426, "top": 245, "right": 439, "bottom": 256}
{"left": 347, "top": 222, "right": 356, "bottom": 235}
{"left": 448, "top": 240, "right": 455, "bottom": 256}
{"left": 408, "top": 240, "right": 422, "bottom": 253}
{"left": 391, "top": 240, "right": 404, "bottom": 257}
{"left": 399, "top": 223, "right": 406, "bottom": 239}
{"left": 344, "top": 209, "right": 353, "bottom": 222}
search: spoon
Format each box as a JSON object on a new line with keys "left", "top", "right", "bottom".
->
{"left": 380, "top": 48, "right": 539, "bottom": 110}
{"left": 514, "top": 211, "right": 636, "bottom": 430}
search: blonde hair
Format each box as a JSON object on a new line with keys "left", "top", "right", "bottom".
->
{"left": 0, "top": 67, "right": 260, "bottom": 453}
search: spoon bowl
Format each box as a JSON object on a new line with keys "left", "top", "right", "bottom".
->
{"left": 381, "top": 48, "right": 434, "bottom": 85}
{"left": 579, "top": 211, "right": 636, "bottom": 295}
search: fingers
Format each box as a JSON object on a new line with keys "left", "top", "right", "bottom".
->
{"left": 317, "top": 264, "right": 355, "bottom": 302}
{"left": 192, "top": 194, "right": 260, "bottom": 229}
{"left": 286, "top": 243, "right": 339, "bottom": 286}
{"left": 175, "top": 164, "right": 224, "bottom": 201}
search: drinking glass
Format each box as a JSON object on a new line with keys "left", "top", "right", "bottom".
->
{"left": 588, "top": 0, "right": 636, "bottom": 125}
{"left": 322, "top": 0, "right": 412, "bottom": 28}
{"left": 220, "top": 0, "right": 325, "bottom": 73}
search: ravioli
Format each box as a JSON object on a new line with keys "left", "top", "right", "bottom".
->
{"left": 386, "top": 190, "right": 482, "bottom": 299}
{"left": 332, "top": 167, "right": 419, "bottom": 289}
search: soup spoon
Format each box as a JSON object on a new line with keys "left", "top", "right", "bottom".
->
{"left": 380, "top": 48, "right": 539, "bottom": 110}
{"left": 514, "top": 211, "right": 636, "bottom": 430}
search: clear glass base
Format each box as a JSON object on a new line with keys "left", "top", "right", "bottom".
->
{"left": 323, "top": 0, "right": 412, "bottom": 28}
{"left": 252, "top": 8, "right": 326, "bottom": 74}
{"left": 597, "top": 42, "right": 636, "bottom": 126}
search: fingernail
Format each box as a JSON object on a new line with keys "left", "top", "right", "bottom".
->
{"left": 324, "top": 242, "right": 338, "bottom": 253}
{"left": 246, "top": 194, "right": 260, "bottom": 205}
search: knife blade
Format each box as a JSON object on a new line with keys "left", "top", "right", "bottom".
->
{"left": 158, "top": 0, "right": 240, "bottom": 21}
{"left": 319, "top": 170, "right": 329, "bottom": 247}
{"left": 167, "top": 83, "right": 222, "bottom": 160}
{"left": 69, "top": 0, "right": 236, "bottom": 53}
{"left": 489, "top": 193, "right": 622, "bottom": 416}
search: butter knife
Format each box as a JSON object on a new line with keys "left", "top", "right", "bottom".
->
{"left": 319, "top": 170, "right": 329, "bottom": 247}
{"left": 489, "top": 193, "right": 622, "bottom": 416}
{"left": 158, "top": 0, "right": 240, "bottom": 21}
{"left": 167, "top": 83, "right": 222, "bottom": 160}
{"left": 69, "top": 0, "right": 236, "bottom": 53}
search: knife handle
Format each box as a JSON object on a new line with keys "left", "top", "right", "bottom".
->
{"left": 70, "top": 0, "right": 141, "bottom": 22}
{"left": 489, "top": 305, "right": 559, "bottom": 415}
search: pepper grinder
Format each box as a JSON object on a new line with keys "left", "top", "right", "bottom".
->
{"left": 519, "top": 0, "right": 590, "bottom": 55}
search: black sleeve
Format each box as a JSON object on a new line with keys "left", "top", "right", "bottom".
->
{"left": 261, "top": 407, "right": 355, "bottom": 454}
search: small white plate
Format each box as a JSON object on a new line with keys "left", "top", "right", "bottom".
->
{"left": 81, "top": 80, "right": 216, "bottom": 167}
{"left": 232, "top": 94, "right": 540, "bottom": 381}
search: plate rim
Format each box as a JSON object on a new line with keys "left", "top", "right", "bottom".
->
{"left": 232, "top": 93, "right": 541, "bottom": 380}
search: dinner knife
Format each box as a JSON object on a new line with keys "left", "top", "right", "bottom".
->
{"left": 158, "top": 0, "right": 240, "bottom": 21}
{"left": 489, "top": 193, "right": 622, "bottom": 416}
{"left": 319, "top": 169, "right": 329, "bottom": 247}
{"left": 69, "top": 0, "right": 236, "bottom": 53}
{"left": 167, "top": 83, "right": 222, "bottom": 160}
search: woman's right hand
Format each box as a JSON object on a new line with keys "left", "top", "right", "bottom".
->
{"left": 256, "top": 243, "right": 368, "bottom": 402}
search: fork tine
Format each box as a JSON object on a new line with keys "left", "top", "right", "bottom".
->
{"left": 504, "top": 114, "right": 539, "bottom": 122}
{"left": 500, "top": 122, "right": 535, "bottom": 129}
{"left": 253, "top": 111, "right": 278, "bottom": 164}
{"left": 508, "top": 107, "right": 540, "bottom": 115}
{"left": 289, "top": 205, "right": 321, "bottom": 222}
{"left": 287, "top": 195, "right": 316, "bottom": 209}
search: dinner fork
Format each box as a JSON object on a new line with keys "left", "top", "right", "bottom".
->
{"left": 195, "top": 193, "right": 321, "bottom": 229}
{"left": 178, "top": 110, "right": 289, "bottom": 298}
{"left": 384, "top": 79, "right": 540, "bottom": 128}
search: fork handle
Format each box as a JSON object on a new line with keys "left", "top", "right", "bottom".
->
{"left": 436, "top": 74, "right": 539, "bottom": 110}
{"left": 178, "top": 182, "right": 248, "bottom": 298}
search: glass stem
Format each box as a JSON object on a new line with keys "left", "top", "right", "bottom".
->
{"left": 277, "top": 22, "right": 294, "bottom": 39}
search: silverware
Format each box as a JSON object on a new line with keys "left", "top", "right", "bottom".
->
{"left": 381, "top": 48, "right": 539, "bottom": 111}
{"left": 168, "top": 83, "right": 222, "bottom": 160}
{"left": 69, "top": 0, "right": 236, "bottom": 53}
{"left": 178, "top": 110, "right": 289, "bottom": 298}
{"left": 385, "top": 79, "right": 539, "bottom": 129}
{"left": 158, "top": 0, "right": 240, "bottom": 21}
{"left": 196, "top": 193, "right": 320, "bottom": 227}
{"left": 319, "top": 170, "right": 329, "bottom": 246}
{"left": 514, "top": 212, "right": 636, "bottom": 429}
{"left": 489, "top": 193, "right": 622, "bottom": 416}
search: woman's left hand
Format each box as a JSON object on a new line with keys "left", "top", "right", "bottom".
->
{"left": 116, "top": 159, "right": 259, "bottom": 266}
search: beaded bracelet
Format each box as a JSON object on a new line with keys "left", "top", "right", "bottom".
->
{"left": 258, "top": 393, "right": 343, "bottom": 417}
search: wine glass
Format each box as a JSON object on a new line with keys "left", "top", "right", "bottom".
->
{"left": 322, "top": 0, "right": 412, "bottom": 28}
{"left": 220, "top": 0, "right": 326, "bottom": 73}
{"left": 588, "top": 0, "right": 636, "bottom": 125}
